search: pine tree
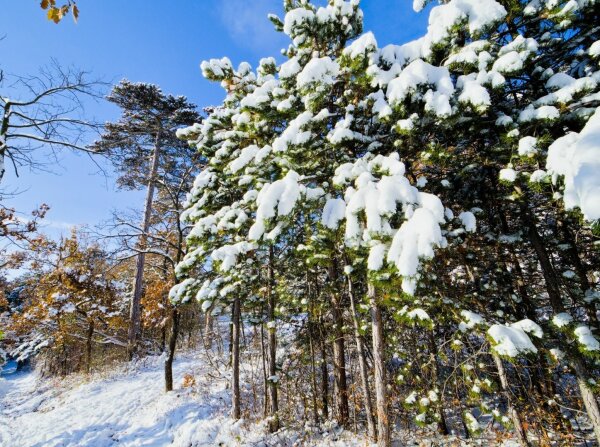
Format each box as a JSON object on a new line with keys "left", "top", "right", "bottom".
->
{"left": 173, "top": 0, "right": 600, "bottom": 444}
{"left": 91, "top": 80, "right": 200, "bottom": 359}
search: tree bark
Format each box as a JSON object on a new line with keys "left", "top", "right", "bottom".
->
{"left": 164, "top": 308, "right": 180, "bottom": 392}
{"left": 368, "top": 283, "right": 390, "bottom": 447}
{"left": 493, "top": 353, "right": 530, "bottom": 447}
{"left": 85, "top": 320, "right": 94, "bottom": 374}
{"left": 522, "top": 204, "right": 600, "bottom": 445}
{"left": 427, "top": 331, "right": 449, "bottom": 436}
{"left": 329, "top": 261, "right": 349, "bottom": 427}
{"left": 308, "top": 321, "right": 320, "bottom": 424}
{"left": 127, "top": 134, "right": 161, "bottom": 359}
{"left": 260, "top": 319, "right": 269, "bottom": 418}
{"left": 231, "top": 297, "right": 242, "bottom": 419}
{"left": 267, "top": 247, "right": 279, "bottom": 432}
{"left": 320, "top": 330, "right": 330, "bottom": 420}
{"left": 347, "top": 275, "right": 376, "bottom": 440}
{"left": 0, "top": 102, "right": 11, "bottom": 184}
{"left": 572, "top": 356, "right": 600, "bottom": 445}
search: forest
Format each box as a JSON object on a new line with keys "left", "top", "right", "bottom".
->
{"left": 1, "top": 0, "right": 599, "bottom": 446}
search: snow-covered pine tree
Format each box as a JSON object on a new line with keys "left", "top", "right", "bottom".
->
{"left": 174, "top": 0, "right": 599, "bottom": 444}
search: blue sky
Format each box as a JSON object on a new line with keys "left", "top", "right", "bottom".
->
{"left": 1, "top": 0, "right": 429, "bottom": 237}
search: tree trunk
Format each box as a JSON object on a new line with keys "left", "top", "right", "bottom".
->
{"left": 204, "top": 311, "right": 214, "bottom": 349}
{"left": 308, "top": 321, "right": 320, "bottom": 424}
{"left": 85, "top": 320, "right": 94, "bottom": 374}
{"left": 267, "top": 247, "right": 279, "bottom": 432}
{"left": 572, "top": 356, "right": 600, "bottom": 444}
{"left": 347, "top": 274, "right": 376, "bottom": 440}
{"left": 164, "top": 308, "right": 180, "bottom": 392}
{"left": 427, "top": 331, "right": 449, "bottom": 436}
{"left": 260, "top": 319, "right": 269, "bottom": 417}
{"left": 329, "top": 261, "right": 349, "bottom": 427}
{"left": 127, "top": 136, "right": 161, "bottom": 359}
{"left": 232, "top": 297, "right": 241, "bottom": 419}
{"left": 522, "top": 204, "right": 600, "bottom": 445}
{"left": 368, "top": 283, "right": 390, "bottom": 447}
{"left": 493, "top": 353, "right": 530, "bottom": 447}
{"left": 320, "top": 331, "right": 330, "bottom": 420}
{"left": 0, "top": 103, "right": 11, "bottom": 183}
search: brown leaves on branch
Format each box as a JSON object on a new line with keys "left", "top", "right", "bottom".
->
{"left": 40, "top": 0, "right": 79, "bottom": 24}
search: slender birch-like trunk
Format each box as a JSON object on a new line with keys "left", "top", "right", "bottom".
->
{"left": 493, "top": 353, "right": 530, "bottom": 447}
{"left": 127, "top": 133, "right": 161, "bottom": 359}
{"left": 368, "top": 283, "right": 390, "bottom": 447}
{"left": 347, "top": 274, "right": 376, "bottom": 440}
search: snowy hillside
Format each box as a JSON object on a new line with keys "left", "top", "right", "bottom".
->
{"left": 0, "top": 351, "right": 373, "bottom": 447}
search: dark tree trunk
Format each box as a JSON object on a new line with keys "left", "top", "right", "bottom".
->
{"left": 85, "top": 320, "right": 94, "bottom": 374}
{"left": 522, "top": 204, "right": 600, "bottom": 445}
{"left": 164, "top": 308, "right": 180, "bottom": 392}
{"left": 232, "top": 297, "right": 241, "bottom": 419}
{"left": 267, "top": 247, "right": 279, "bottom": 432}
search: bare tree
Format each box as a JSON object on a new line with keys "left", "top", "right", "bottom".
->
{"left": 0, "top": 62, "right": 104, "bottom": 183}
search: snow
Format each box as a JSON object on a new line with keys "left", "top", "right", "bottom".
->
{"left": 272, "top": 111, "right": 313, "bottom": 152}
{"left": 296, "top": 57, "right": 340, "bottom": 89}
{"left": 546, "top": 107, "right": 600, "bottom": 221}
{"left": 518, "top": 136, "right": 538, "bottom": 157}
{"left": 465, "top": 412, "right": 481, "bottom": 433}
{"left": 546, "top": 72, "right": 575, "bottom": 89}
{"left": 407, "top": 308, "right": 431, "bottom": 321}
{"left": 0, "top": 351, "right": 371, "bottom": 447}
{"left": 460, "top": 310, "right": 484, "bottom": 330}
{"left": 334, "top": 153, "right": 446, "bottom": 294}
{"left": 552, "top": 312, "right": 573, "bottom": 328}
{"left": 498, "top": 35, "right": 538, "bottom": 56}
{"left": 387, "top": 59, "right": 454, "bottom": 117}
{"left": 321, "top": 198, "right": 347, "bottom": 230}
{"left": 283, "top": 7, "right": 315, "bottom": 37}
{"left": 511, "top": 319, "right": 543, "bottom": 338}
{"left": 492, "top": 51, "right": 523, "bottom": 74}
{"left": 240, "top": 79, "right": 278, "bottom": 109}
{"left": 457, "top": 75, "right": 491, "bottom": 110}
{"left": 387, "top": 207, "right": 444, "bottom": 283}
{"left": 499, "top": 168, "right": 517, "bottom": 182}
{"left": 529, "top": 169, "right": 547, "bottom": 183}
{"left": 229, "top": 145, "right": 260, "bottom": 173}
{"left": 368, "top": 242, "right": 387, "bottom": 271}
{"left": 590, "top": 40, "right": 600, "bottom": 57}
{"left": 212, "top": 241, "right": 257, "bottom": 271}
{"left": 574, "top": 325, "right": 599, "bottom": 351}
{"left": 200, "top": 57, "right": 233, "bottom": 80}
{"left": 427, "top": 0, "right": 506, "bottom": 43}
{"left": 412, "top": 0, "right": 426, "bottom": 12}
{"left": 518, "top": 105, "right": 560, "bottom": 122}
{"left": 344, "top": 32, "right": 378, "bottom": 59}
{"left": 248, "top": 170, "right": 303, "bottom": 240}
{"left": 488, "top": 323, "right": 538, "bottom": 357}
{"left": 458, "top": 211, "right": 477, "bottom": 232}
{"left": 279, "top": 57, "right": 301, "bottom": 79}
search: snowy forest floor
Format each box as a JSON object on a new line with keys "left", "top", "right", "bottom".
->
{"left": 0, "top": 345, "right": 521, "bottom": 446}
{"left": 0, "top": 350, "right": 370, "bottom": 447}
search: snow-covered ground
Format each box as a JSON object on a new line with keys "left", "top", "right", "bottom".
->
{"left": 0, "top": 351, "right": 373, "bottom": 447}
